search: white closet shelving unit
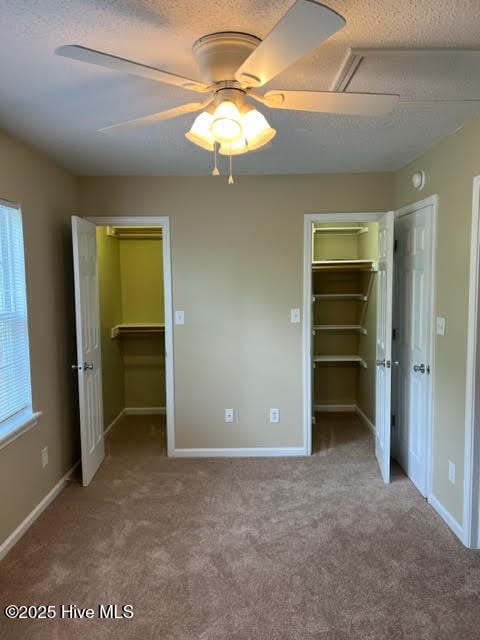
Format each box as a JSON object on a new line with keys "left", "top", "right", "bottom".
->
{"left": 110, "top": 323, "right": 165, "bottom": 338}
{"left": 311, "top": 222, "right": 379, "bottom": 418}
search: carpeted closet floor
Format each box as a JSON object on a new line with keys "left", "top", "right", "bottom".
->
{"left": 1, "top": 412, "right": 479, "bottom": 639}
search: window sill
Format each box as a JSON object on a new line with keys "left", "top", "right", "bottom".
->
{"left": 0, "top": 411, "right": 42, "bottom": 451}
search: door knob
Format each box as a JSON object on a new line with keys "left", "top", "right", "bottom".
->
{"left": 83, "top": 362, "right": 94, "bottom": 370}
{"left": 71, "top": 364, "right": 83, "bottom": 371}
{"left": 376, "top": 359, "right": 386, "bottom": 367}
{"left": 413, "top": 363, "right": 426, "bottom": 374}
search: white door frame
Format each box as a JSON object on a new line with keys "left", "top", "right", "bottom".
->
{"left": 303, "top": 211, "right": 390, "bottom": 455}
{"left": 465, "top": 176, "right": 480, "bottom": 549}
{"left": 85, "top": 215, "right": 175, "bottom": 456}
{"left": 394, "top": 194, "right": 438, "bottom": 503}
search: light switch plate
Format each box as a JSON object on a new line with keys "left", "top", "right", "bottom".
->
{"left": 448, "top": 460, "right": 456, "bottom": 484}
{"left": 175, "top": 310, "right": 185, "bottom": 325}
{"left": 290, "top": 308, "right": 301, "bottom": 324}
{"left": 436, "top": 316, "right": 446, "bottom": 336}
{"left": 224, "top": 408, "right": 234, "bottom": 423}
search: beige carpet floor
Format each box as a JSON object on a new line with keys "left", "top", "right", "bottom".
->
{"left": 1, "top": 412, "right": 480, "bottom": 639}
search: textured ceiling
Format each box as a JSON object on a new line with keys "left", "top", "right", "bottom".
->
{"left": 1, "top": 0, "right": 480, "bottom": 175}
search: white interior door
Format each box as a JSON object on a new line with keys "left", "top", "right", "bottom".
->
{"left": 375, "top": 212, "right": 394, "bottom": 483}
{"left": 392, "top": 205, "right": 432, "bottom": 496}
{"left": 72, "top": 216, "right": 104, "bottom": 486}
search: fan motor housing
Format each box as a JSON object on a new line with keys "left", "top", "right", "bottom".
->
{"left": 192, "top": 32, "right": 261, "bottom": 84}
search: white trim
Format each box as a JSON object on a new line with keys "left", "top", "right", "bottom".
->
{"left": 464, "top": 175, "right": 480, "bottom": 549}
{"left": 0, "top": 197, "right": 21, "bottom": 210}
{"left": 124, "top": 407, "right": 166, "bottom": 415}
{"left": 428, "top": 493, "right": 465, "bottom": 543}
{"left": 0, "top": 461, "right": 80, "bottom": 560}
{"left": 303, "top": 211, "right": 389, "bottom": 459}
{"left": 393, "top": 195, "right": 438, "bottom": 504}
{"left": 303, "top": 215, "right": 313, "bottom": 456}
{"left": 314, "top": 404, "right": 357, "bottom": 412}
{"left": 172, "top": 447, "right": 306, "bottom": 458}
{"left": 0, "top": 411, "right": 42, "bottom": 451}
{"left": 84, "top": 215, "right": 175, "bottom": 458}
{"left": 356, "top": 406, "right": 376, "bottom": 434}
{"left": 395, "top": 194, "right": 438, "bottom": 219}
{"left": 104, "top": 409, "right": 126, "bottom": 436}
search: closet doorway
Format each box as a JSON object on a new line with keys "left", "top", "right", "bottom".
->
{"left": 72, "top": 216, "right": 174, "bottom": 486}
{"left": 303, "top": 212, "right": 394, "bottom": 482}
{"left": 303, "top": 207, "right": 435, "bottom": 490}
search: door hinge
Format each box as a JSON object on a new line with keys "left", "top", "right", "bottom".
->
{"left": 394, "top": 239, "right": 398, "bottom": 253}
{"left": 391, "top": 414, "right": 396, "bottom": 427}
{"left": 392, "top": 328, "right": 396, "bottom": 341}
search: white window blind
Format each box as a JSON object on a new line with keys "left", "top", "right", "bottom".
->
{"left": 0, "top": 202, "right": 33, "bottom": 428}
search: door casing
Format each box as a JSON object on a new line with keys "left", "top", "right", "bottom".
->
{"left": 85, "top": 215, "right": 175, "bottom": 456}
{"left": 465, "top": 176, "right": 480, "bottom": 549}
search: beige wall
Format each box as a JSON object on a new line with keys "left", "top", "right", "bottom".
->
{"left": 97, "top": 228, "right": 125, "bottom": 428}
{"left": 119, "top": 238, "right": 164, "bottom": 323}
{"left": 313, "top": 231, "right": 359, "bottom": 260}
{"left": 79, "top": 173, "right": 394, "bottom": 448}
{"left": 0, "top": 130, "right": 78, "bottom": 545}
{"left": 395, "top": 117, "right": 480, "bottom": 525}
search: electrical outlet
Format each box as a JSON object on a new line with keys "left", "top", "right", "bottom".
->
{"left": 41, "top": 446, "right": 48, "bottom": 468}
{"left": 448, "top": 460, "right": 456, "bottom": 484}
{"left": 269, "top": 408, "right": 280, "bottom": 423}
{"left": 224, "top": 408, "right": 234, "bottom": 423}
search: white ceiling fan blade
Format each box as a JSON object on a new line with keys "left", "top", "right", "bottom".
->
{"left": 99, "top": 99, "right": 212, "bottom": 133}
{"left": 56, "top": 45, "right": 211, "bottom": 93}
{"left": 263, "top": 90, "right": 399, "bottom": 116}
{"left": 235, "top": 1, "right": 345, "bottom": 88}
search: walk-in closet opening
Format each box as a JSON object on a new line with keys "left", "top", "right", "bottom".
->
{"left": 96, "top": 225, "right": 167, "bottom": 455}
{"left": 310, "top": 220, "right": 381, "bottom": 461}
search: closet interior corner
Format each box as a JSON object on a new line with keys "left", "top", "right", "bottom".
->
{"left": 311, "top": 221, "right": 379, "bottom": 446}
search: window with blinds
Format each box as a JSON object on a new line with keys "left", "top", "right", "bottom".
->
{"left": 0, "top": 202, "right": 34, "bottom": 440}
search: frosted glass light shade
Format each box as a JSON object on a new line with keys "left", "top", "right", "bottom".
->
{"left": 185, "top": 112, "right": 215, "bottom": 151}
{"left": 210, "top": 101, "right": 243, "bottom": 143}
{"left": 243, "top": 109, "right": 276, "bottom": 151}
{"left": 185, "top": 103, "right": 275, "bottom": 155}
{"left": 219, "top": 138, "right": 249, "bottom": 156}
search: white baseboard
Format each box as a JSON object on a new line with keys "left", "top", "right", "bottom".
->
{"left": 0, "top": 461, "right": 80, "bottom": 561}
{"left": 104, "top": 409, "right": 126, "bottom": 436}
{"left": 172, "top": 447, "right": 306, "bottom": 458}
{"left": 429, "top": 493, "right": 465, "bottom": 544}
{"left": 124, "top": 406, "right": 166, "bottom": 415}
{"left": 355, "top": 406, "right": 376, "bottom": 434}
{"left": 314, "top": 404, "right": 357, "bottom": 412}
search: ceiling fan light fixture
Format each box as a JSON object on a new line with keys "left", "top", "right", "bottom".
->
{"left": 185, "top": 112, "right": 215, "bottom": 151}
{"left": 210, "top": 100, "right": 243, "bottom": 143}
{"left": 242, "top": 109, "right": 276, "bottom": 151}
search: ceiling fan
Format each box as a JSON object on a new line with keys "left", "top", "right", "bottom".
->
{"left": 56, "top": 0, "right": 398, "bottom": 167}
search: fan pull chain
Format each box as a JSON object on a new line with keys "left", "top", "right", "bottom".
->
{"left": 228, "top": 151, "right": 234, "bottom": 185}
{"left": 212, "top": 142, "right": 220, "bottom": 176}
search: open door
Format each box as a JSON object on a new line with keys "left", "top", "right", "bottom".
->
{"left": 72, "top": 216, "right": 104, "bottom": 486}
{"left": 375, "top": 211, "right": 394, "bottom": 483}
